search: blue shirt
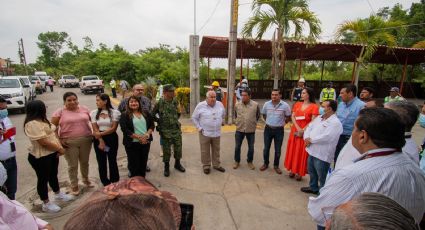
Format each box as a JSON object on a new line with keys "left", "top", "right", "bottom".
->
{"left": 261, "top": 100, "right": 291, "bottom": 127}
{"left": 336, "top": 97, "right": 365, "bottom": 135}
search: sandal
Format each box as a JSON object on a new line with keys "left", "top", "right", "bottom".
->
{"left": 83, "top": 180, "right": 94, "bottom": 188}
{"left": 70, "top": 186, "right": 80, "bottom": 196}
{"left": 295, "top": 174, "right": 302, "bottom": 181}
{"left": 289, "top": 172, "right": 295, "bottom": 178}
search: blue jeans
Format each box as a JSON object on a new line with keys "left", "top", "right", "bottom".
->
{"left": 234, "top": 131, "right": 255, "bottom": 163}
{"left": 334, "top": 135, "right": 350, "bottom": 164}
{"left": 308, "top": 155, "right": 330, "bottom": 193}
{"left": 263, "top": 126, "right": 284, "bottom": 167}
{"left": 1, "top": 156, "right": 17, "bottom": 200}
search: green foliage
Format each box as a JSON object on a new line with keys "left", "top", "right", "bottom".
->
{"left": 36, "top": 31, "right": 69, "bottom": 68}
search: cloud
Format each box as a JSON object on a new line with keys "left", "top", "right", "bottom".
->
{"left": 0, "top": 0, "right": 419, "bottom": 65}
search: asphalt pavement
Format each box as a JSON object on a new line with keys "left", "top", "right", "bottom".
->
{"left": 9, "top": 86, "right": 425, "bottom": 230}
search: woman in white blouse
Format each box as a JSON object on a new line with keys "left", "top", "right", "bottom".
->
{"left": 91, "top": 94, "right": 121, "bottom": 186}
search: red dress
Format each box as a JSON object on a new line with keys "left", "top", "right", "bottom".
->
{"left": 284, "top": 102, "right": 319, "bottom": 176}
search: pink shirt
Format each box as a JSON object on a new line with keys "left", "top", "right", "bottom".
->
{"left": 0, "top": 192, "right": 48, "bottom": 229}
{"left": 52, "top": 105, "right": 92, "bottom": 138}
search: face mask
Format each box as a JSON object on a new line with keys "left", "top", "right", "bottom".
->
{"left": 0, "top": 109, "right": 8, "bottom": 119}
{"left": 319, "top": 106, "right": 325, "bottom": 115}
{"left": 419, "top": 114, "right": 425, "bottom": 128}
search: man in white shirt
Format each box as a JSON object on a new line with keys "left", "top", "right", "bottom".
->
{"left": 0, "top": 97, "right": 17, "bottom": 200}
{"left": 308, "top": 108, "right": 425, "bottom": 229}
{"left": 301, "top": 100, "right": 342, "bottom": 195}
{"left": 192, "top": 91, "right": 226, "bottom": 174}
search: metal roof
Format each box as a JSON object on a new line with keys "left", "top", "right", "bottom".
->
{"left": 199, "top": 36, "right": 425, "bottom": 65}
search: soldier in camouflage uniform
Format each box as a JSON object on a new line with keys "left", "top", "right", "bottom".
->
{"left": 152, "top": 84, "right": 186, "bottom": 177}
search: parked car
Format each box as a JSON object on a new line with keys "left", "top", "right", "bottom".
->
{"left": 30, "top": 76, "right": 44, "bottom": 94}
{"left": 38, "top": 76, "right": 49, "bottom": 92}
{"left": 59, "top": 75, "right": 79, "bottom": 88}
{"left": 0, "top": 76, "right": 31, "bottom": 113}
{"left": 13, "top": 76, "right": 35, "bottom": 100}
{"left": 79, "top": 75, "right": 104, "bottom": 94}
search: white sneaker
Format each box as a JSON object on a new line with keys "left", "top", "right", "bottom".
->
{"left": 42, "top": 202, "right": 61, "bottom": 213}
{"left": 54, "top": 192, "right": 75, "bottom": 202}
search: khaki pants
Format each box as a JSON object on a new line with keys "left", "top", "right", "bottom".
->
{"left": 199, "top": 133, "right": 221, "bottom": 169}
{"left": 63, "top": 136, "right": 92, "bottom": 188}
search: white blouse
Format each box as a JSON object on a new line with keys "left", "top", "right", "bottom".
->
{"left": 90, "top": 109, "right": 121, "bottom": 131}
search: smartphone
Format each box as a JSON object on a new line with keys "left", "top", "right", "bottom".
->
{"left": 179, "top": 203, "right": 194, "bottom": 230}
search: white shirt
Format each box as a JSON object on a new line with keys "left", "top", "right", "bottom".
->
{"left": 192, "top": 101, "right": 225, "bottom": 138}
{"left": 308, "top": 148, "right": 425, "bottom": 226}
{"left": 90, "top": 109, "right": 121, "bottom": 132}
{"left": 336, "top": 135, "right": 420, "bottom": 170}
{"left": 0, "top": 118, "right": 16, "bottom": 161}
{"left": 304, "top": 114, "right": 343, "bottom": 163}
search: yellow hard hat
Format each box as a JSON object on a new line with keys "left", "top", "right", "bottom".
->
{"left": 212, "top": 81, "right": 220, "bottom": 87}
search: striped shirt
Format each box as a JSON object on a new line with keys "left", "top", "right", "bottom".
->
{"left": 308, "top": 148, "right": 425, "bottom": 226}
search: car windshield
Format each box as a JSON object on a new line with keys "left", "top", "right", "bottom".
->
{"left": 83, "top": 76, "right": 98, "bottom": 80}
{"left": 21, "top": 78, "right": 30, "bottom": 85}
{"left": 64, "top": 76, "right": 76, "bottom": 79}
{"left": 0, "top": 79, "right": 20, "bottom": 88}
{"left": 39, "top": 76, "right": 48, "bottom": 81}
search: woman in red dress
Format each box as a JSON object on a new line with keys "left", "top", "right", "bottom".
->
{"left": 284, "top": 87, "right": 319, "bottom": 181}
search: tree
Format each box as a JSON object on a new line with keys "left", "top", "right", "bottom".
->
{"left": 242, "top": 0, "right": 321, "bottom": 88}
{"left": 336, "top": 15, "right": 404, "bottom": 86}
{"left": 36, "top": 31, "right": 69, "bottom": 68}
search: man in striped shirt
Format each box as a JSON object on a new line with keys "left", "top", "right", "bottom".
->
{"left": 308, "top": 108, "right": 425, "bottom": 229}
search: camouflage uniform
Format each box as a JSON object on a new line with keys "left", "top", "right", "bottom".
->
{"left": 152, "top": 96, "right": 182, "bottom": 163}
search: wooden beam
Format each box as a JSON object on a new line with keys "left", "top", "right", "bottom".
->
{"left": 399, "top": 56, "right": 408, "bottom": 95}
{"left": 320, "top": 60, "right": 325, "bottom": 85}
{"left": 351, "top": 62, "right": 357, "bottom": 83}
{"left": 207, "top": 57, "right": 210, "bottom": 84}
{"left": 247, "top": 59, "right": 250, "bottom": 78}
{"left": 298, "top": 59, "right": 303, "bottom": 79}
{"left": 240, "top": 44, "right": 243, "bottom": 81}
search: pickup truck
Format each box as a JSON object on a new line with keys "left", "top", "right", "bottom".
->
{"left": 80, "top": 75, "right": 104, "bottom": 94}
{"left": 59, "top": 75, "right": 79, "bottom": 88}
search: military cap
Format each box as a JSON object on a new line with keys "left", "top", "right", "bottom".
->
{"left": 163, "top": 84, "right": 175, "bottom": 92}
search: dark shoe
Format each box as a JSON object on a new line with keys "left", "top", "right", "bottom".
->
{"left": 164, "top": 162, "right": 170, "bottom": 177}
{"left": 273, "top": 167, "right": 282, "bottom": 175}
{"left": 300, "top": 187, "right": 319, "bottom": 195}
{"left": 260, "top": 164, "right": 268, "bottom": 171}
{"left": 288, "top": 172, "right": 295, "bottom": 178}
{"left": 174, "top": 160, "right": 186, "bottom": 173}
{"left": 203, "top": 168, "right": 210, "bottom": 174}
{"left": 146, "top": 166, "right": 151, "bottom": 172}
{"left": 295, "top": 174, "right": 302, "bottom": 181}
{"left": 213, "top": 166, "right": 225, "bottom": 173}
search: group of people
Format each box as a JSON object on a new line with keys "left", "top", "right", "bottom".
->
{"left": 1, "top": 76, "right": 425, "bottom": 228}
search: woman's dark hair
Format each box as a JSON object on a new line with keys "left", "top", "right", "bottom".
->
{"left": 63, "top": 92, "right": 78, "bottom": 102}
{"left": 24, "top": 100, "right": 50, "bottom": 133}
{"left": 95, "top": 93, "right": 114, "bottom": 121}
{"left": 303, "top": 87, "right": 316, "bottom": 103}
{"left": 126, "top": 96, "right": 142, "bottom": 117}
{"left": 355, "top": 108, "right": 405, "bottom": 149}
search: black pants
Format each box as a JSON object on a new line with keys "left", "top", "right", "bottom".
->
{"left": 28, "top": 153, "right": 59, "bottom": 201}
{"left": 125, "top": 142, "right": 150, "bottom": 177}
{"left": 49, "top": 85, "right": 53, "bottom": 92}
{"left": 1, "top": 157, "right": 17, "bottom": 200}
{"left": 93, "top": 132, "right": 119, "bottom": 186}
{"left": 111, "top": 88, "right": 117, "bottom": 98}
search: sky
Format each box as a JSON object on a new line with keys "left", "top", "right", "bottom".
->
{"left": 0, "top": 0, "right": 419, "bottom": 64}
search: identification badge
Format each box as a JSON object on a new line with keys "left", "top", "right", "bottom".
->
{"left": 10, "top": 142, "right": 16, "bottom": 152}
{"left": 295, "top": 116, "right": 305, "bottom": 120}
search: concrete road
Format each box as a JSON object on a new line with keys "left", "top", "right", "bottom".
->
{"left": 9, "top": 86, "right": 425, "bottom": 230}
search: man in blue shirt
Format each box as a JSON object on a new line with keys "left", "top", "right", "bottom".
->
{"left": 260, "top": 89, "right": 291, "bottom": 174}
{"left": 334, "top": 84, "right": 365, "bottom": 163}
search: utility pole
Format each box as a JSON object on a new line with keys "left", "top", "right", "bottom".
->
{"left": 189, "top": 0, "right": 200, "bottom": 114}
{"left": 18, "top": 38, "right": 28, "bottom": 75}
{"left": 226, "top": 0, "right": 238, "bottom": 125}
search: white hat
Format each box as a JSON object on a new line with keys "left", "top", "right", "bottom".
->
{"left": 298, "top": 78, "right": 305, "bottom": 83}
{"left": 0, "top": 163, "right": 7, "bottom": 186}
{"left": 242, "top": 79, "right": 248, "bottom": 83}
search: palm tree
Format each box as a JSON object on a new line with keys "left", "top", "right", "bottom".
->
{"left": 336, "top": 15, "right": 404, "bottom": 86}
{"left": 242, "top": 0, "right": 321, "bottom": 88}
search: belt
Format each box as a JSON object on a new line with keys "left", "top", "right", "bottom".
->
{"left": 266, "top": 125, "right": 283, "bottom": 129}
{"left": 0, "top": 156, "right": 15, "bottom": 164}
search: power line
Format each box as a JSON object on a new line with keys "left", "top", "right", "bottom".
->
{"left": 197, "top": 0, "right": 223, "bottom": 34}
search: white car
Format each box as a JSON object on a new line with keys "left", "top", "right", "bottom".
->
{"left": 0, "top": 76, "right": 31, "bottom": 112}
{"left": 80, "top": 75, "right": 104, "bottom": 94}
{"left": 59, "top": 75, "right": 79, "bottom": 88}
{"left": 13, "top": 76, "right": 36, "bottom": 100}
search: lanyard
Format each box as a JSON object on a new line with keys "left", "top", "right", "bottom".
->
{"left": 359, "top": 150, "right": 398, "bottom": 161}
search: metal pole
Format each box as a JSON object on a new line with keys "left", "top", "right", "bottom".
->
{"left": 226, "top": 0, "right": 238, "bottom": 125}
{"left": 189, "top": 35, "right": 200, "bottom": 114}
{"left": 194, "top": 0, "right": 196, "bottom": 35}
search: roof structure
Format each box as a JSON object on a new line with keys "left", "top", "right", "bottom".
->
{"left": 200, "top": 36, "right": 425, "bottom": 65}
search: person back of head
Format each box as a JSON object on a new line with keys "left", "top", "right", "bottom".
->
{"left": 329, "top": 192, "right": 419, "bottom": 230}
{"left": 384, "top": 101, "right": 419, "bottom": 132}
{"left": 353, "top": 108, "right": 405, "bottom": 152}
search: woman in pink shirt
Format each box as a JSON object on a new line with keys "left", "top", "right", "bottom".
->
{"left": 51, "top": 92, "right": 93, "bottom": 195}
